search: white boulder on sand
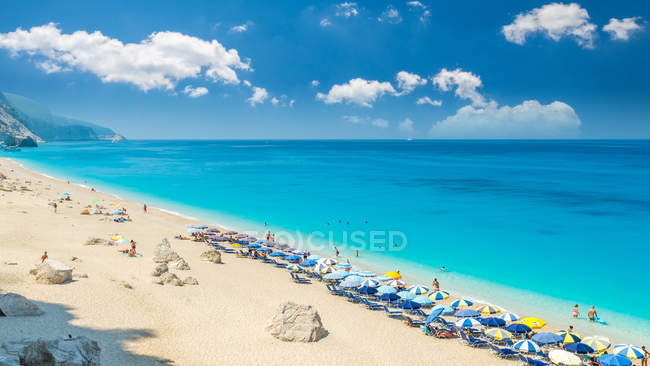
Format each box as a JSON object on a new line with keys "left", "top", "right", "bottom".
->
{"left": 183, "top": 277, "right": 198, "bottom": 285}
{"left": 199, "top": 249, "right": 221, "bottom": 264}
{"left": 171, "top": 258, "right": 190, "bottom": 270}
{"left": 151, "top": 238, "right": 181, "bottom": 263}
{"left": 1, "top": 336, "right": 100, "bottom": 366}
{"left": 266, "top": 302, "right": 327, "bottom": 342}
{"left": 159, "top": 272, "right": 183, "bottom": 286}
{"left": 28, "top": 260, "right": 73, "bottom": 284}
{"left": 83, "top": 237, "right": 111, "bottom": 246}
{"left": 0, "top": 293, "right": 42, "bottom": 317}
{"left": 151, "top": 263, "right": 168, "bottom": 277}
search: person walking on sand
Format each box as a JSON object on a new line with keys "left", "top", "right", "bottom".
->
{"left": 41, "top": 251, "right": 48, "bottom": 263}
{"left": 572, "top": 304, "right": 579, "bottom": 318}
{"left": 433, "top": 278, "right": 440, "bottom": 292}
{"left": 641, "top": 346, "right": 648, "bottom": 366}
{"left": 355, "top": 249, "right": 359, "bottom": 257}
{"left": 334, "top": 247, "right": 339, "bottom": 257}
{"left": 53, "top": 202, "right": 57, "bottom": 213}
{"left": 143, "top": 204, "right": 147, "bottom": 213}
{"left": 588, "top": 306, "right": 597, "bottom": 322}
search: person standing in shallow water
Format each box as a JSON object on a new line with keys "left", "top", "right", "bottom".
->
{"left": 572, "top": 304, "right": 579, "bottom": 318}
{"left": 334, "top": 247, "right": 339, "bottom": 257}
{"left": 143, "top": 204, "right": 147, "bottom": 213}
{"left": 432, "top": 278, "right": 439, "bottom": 292}
{"left": 588, "top": 305, "right": 597, "bottom": 321}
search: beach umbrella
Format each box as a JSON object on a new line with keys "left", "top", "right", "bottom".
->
{"left": 476, "top": 305, "right": 500, "bottom": 315}
{"left": 116, "top": 238, "right": 129, "bottom": 244}
{"left": 485, "top": 328, "right": 513, "bottom": 341}
{"left": 455, "top": 317, "right": 481, "bottom": 328}
{"left": 379, "top": 293, "right": 400, "bottom": 301}
{"left": 320, "top": 266, "right": 334, "bottom": 274}
{"left": 62, "top": 192, "right": 70, "bottom": 195}
{"left": 269, "top": 252, "right": 286, "bottom": 257}
{"left": 234, "top": 233, "right": 248, "bottom": 238}
{"left": 532, "top": 332, "right": 562, "bottom": 345}
{"left": 224, "top": 231, "right": 237, "bottom": 235}
{"left": 286, "top": 264, "right": 301, "bottom": 272}
{"left": 387, "top": 279, "right": 406, "bottom": 288}
{"left": 556, "top": 331, "right": 582, "bottom": 344}
{"left": 246, "top": 244, "right": 261, "bottom": 249}
{"left": 432, "top": 304, "right": 455, "bottom": 315}
{"left": 513, "top": 340, "right": 541, "bottom": 353}
{"left": 265, "top": 241, "right": 278, "bottom": 247}
{"left": 336, "top": 263, "right": 352, "bottom": 269}
{"left": 359, "top": 278, "right": 380, "bottom": 288}
{"left": 111, "top": 235, "right": 124, "bottom": 241}
{"left": 598, "top": 354, "right": 632, "bottom": 366}
{"left": 340, "top": 277, "right": 363, "bottom": 288}
{"left": 564, "top": 342, "right": 594, "bottom": 354}
{"left": 397, "top": 291, "right": 416, "bottom": 300}
{"left": 293, "top": 250, "right": 309, "bottom": 256}
{"left": 413, "top": 297, "right": 433, "bottom": 306}
{"left": 299, "top": 259, "right": 317, "bottom": 267}
{"left": 357, "top": 271, "right": 376, "bottom": 277}
{"left": 207, "top": 228, "right": 221, "bottom": 233}
{"left": 504, "top": 323, "right": 531, "bottom": 334}
{"left": 518, "top": 317, "right": 546, "bottom": 329}
{"left": 451, "top": 298, "right": 473, "bottom": 308}
{"left": 428, "top": 291, "right": 450, "bottom": 301}
{"left": 307, "top": 254, "right": 321, "bottom": 260}
{"left": 318, "top": 258, "right": 337, "bottom": 266}
{"left": 195, "top": 225, "right": 208, "bottom": 229}
{"left": 284, "top": 255, "right": 301, "bottom": 262}
{"left": 612, "top": 344, "right": 644, "bottom": 359}
{"left": 375, "top": 275, "right": 393, "bottom": 282}
{"left": 549, "top": 350, "right": 582, "bottom": 366}
{"left": 376, "top": 285, "right": 397, "bottom": 294}
{"left": 358, "top": 286, "right": 378, "bottom": 295}
{"left": 400, "top": 300, "right": 421, "bottom": 309}
{"left": 323, "top": 270, "right": 350, "bottom": 280}
{"left": 500, "top": 312, "right": 519, "bottom": 322}
{"left": 112, "top": 210, "right": 124, "bottom": 215}
{"left": 582, "top": 336, "right": 611, "bottom": 352}
{"left": 312, "top": 262, "right": 328, "bottom": 271}
{"left": 186, "top": 228, "right": 200, "bottom": 233}
{"left": 455, "top": 309, "right": 480, "bottom": 318}
{"left": 384, "top": 271, "right": 402, "bottom": 279}
{"left": 257, "top": 247, "right": 271, "bottom": 252}
{"left": 255, "top": 239, "right": 266, "bottom": 244}
{"left": 480, "top": 317, "right": 506, "bottom": 327}
{"left": 246, "top": 237, "right": 257, "bottom": 242}
{"left": 407, "top": 285, "right": 430, "bottom": 295}
{"left": 426, "top": 307, "right": 445, "bottom": 325}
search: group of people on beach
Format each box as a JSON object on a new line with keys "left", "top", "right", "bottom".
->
{"left": 572, "top": 304, "right": 599, "bottom": 322}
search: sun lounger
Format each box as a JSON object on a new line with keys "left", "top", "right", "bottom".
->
{"left": 359, "top": 298, "right": 382, "bottom": 310}
{"left": 289, "top": 273, "right": 311, "bottom": 284}
{"left": 273, "top": 260, "right": 287, "bottom": 268}
{"left": 381, "top": 305, "right": 403, "bottom": 319}
{"left": 494, "top": 346, "right": 518, "bottom": 359}
{"left": 325, "top": 284, "right": 345, "bottom": 295}
{"left": 402, "top": 317, "right": 425, "bottom": 327}
{"left": 344, "top": 292, "right": 361, "bottom": 303}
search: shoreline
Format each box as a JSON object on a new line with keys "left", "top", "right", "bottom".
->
{"left": 0, "top": 157, "right": 646, "bottom": 362}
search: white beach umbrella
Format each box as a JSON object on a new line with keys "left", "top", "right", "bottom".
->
{"left": 387, "top": 279, "right": 406, "bottom": 287}
{"left": 318, "top": 258, "right": 337, "bottom": 266}
{"left": 549, "top": 350, "right": 582, "bottom": 366}
{"left": 500, "top": 312, "right": 520, "bottom": 322}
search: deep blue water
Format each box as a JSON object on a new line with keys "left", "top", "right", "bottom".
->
{"left": 4, "top": 140, "right": 650, "bottom": 343}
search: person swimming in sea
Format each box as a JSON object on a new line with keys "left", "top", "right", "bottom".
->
{"left": 440, "top": 266, "right": 447, "bottom": 271}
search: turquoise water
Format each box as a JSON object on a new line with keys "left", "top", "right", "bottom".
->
{"left": 4, "top": 140, "right": 650, "bottom": 344}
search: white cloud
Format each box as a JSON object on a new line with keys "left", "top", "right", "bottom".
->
{"left": 343, "top": 115, "right": 364, "bottom": 124}
{"left": 336, "top": 3, "right": 359, "bottom": 18}
{"left": 432, "top": 68, "right": 485, "bottom": 107}
{"left": 430, "top": 100, "right": 581, "bottom": 139}
{"left": 399, "top": 118, "right": 414, "bottom": 132}
{"left": 316, "top": 78, "right": 396, "bottom": 107}
{"left": 0, "top": 23, "right": 250, "bottom": 91}
{"left": 502, "top": 3, "right": 597, "bottom": 48}
{"left": 420, "top": 10, "right": 431, "bottom": 23}
{"left": 38, "top": 60, "right": 66, "bottom": 74}
{"left": 416, "top": 96, "right": 442, "bottom": 106}
{"left": 271, "top": 97, "right": 279, "bottom": 105}
{"left": 289, "top": 99, "right": 295, "bottom": 107}
{"left": 311, "top": 80, "right": 320, "bottom": 86}
{"left": 378, "top": 6, "right": 403, "bottom": 24}
{"left": 603, "top": 17, "right": 644, "bottom": 41}
{"left": 371, "top": 118, "right": 389, "bottom": 128}
{"left": 406, "top": 1, "right": 430, "bottom": 22}
{"left": 230, "top": 24, "right": 248, "bottom": 33}
{"left": 320, "top": 18, "right": 332, "bottom": 27}
{"left": 243, "top": 80, "right": 252, "bottom": 87}
{"left": 183, "top": 85, "right": 209, "bottom": 98}
{"left": 395, "top": 71, "right": 427, "bottom": 95}
{"left": 247, "top": 87, "right": 268, "bottom": 106}
{"left": 406, "top": 1, "right": 426, "bottom": 9}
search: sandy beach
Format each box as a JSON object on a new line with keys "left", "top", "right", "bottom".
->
{"left": 0, "top": 157, "right": 527, "bottom": 365}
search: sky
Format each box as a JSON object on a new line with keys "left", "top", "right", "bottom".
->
{"left": 0, "top": 0, "right": 648, "bottom": 139}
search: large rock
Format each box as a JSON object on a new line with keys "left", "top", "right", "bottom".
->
{"left": 171, "top": 258, "right": 190, "bottom": 270}
{"left": 266, "top": 302, "right": 326, "bottom": 342}
{"left": 200, "top": 249, "right": 221, "bottom": 264}
{"left": 151, "top": 238, "right": 180, "bottom": 263}
{"left": 2, "top": 336, "right": 100, "bottom": 366}
{"left": 183, "top": 277, "right": 199, "bottom": 285}
{"left": 159, "top": 272, "right": 183, "bottom": 286}
{"left": 29, "top": 261, "right": 72, "bottom": 284}
{"left": 0, "top": 293, "right": 42, "bottom": 317}
{"left": 151, "top": 263, "right": 168, "bottom": 277}
{"left": 83, "top": 237, "right": 110, "bottom": 246}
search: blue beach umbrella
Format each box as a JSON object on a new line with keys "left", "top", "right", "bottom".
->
{"left": 564, "top": 342, "right": 594, "bottom": 354}
{"left": 375, "top": 275, "right": 392, "bottom": 281}
{"left": 340, "top": 277, "right": 363, "bottom": 288}
{"left": 246, "top": 243, "right": 261, "bottom": 249}
{"left": 532, "top": 332, "right": 562, "bottom": 345}
{"left": 500, "top": 312, "right": 520, "bottom": 322}
{"left": 480, "top": 317, "right": 506, "bottom": 327}
{"left": 397, "top": 291, "right": 416, "bottom": 300}
{"left": 194, "top": 225, "right": 208, "bottom": 229}
{"left": 293, "top": 250, "right": 309, "bottom": 256}
{"left": 269, "top": 252, "right": 286, "bottom": 257}
{"left": 186, "top": 228, "right": 200, "bottom": 233}
{"left": 455, "top": 309, "right": 480, "bottom": 318}
{"left": 431, "top": 304, "right": 455, "bottom": 315}
{"left": 359, "top": 278, "right": 380, "bottom": 287}
{"left": 284, "top": 255, "right": 301, "bottom": 262}
{"left": 407, "top": 285, "right": 430, "bottom": 295}
{"left": 451, "top": 298, "right": 473, "bottom": 308}
{"left": 379, "top": 293, "right": 400, "bottom": 301}
{"left": 257, "top": 247, "right": 271, "bottom": 252}
{"left": 323, "top": 270, "right": 350, "bottom": 281}
{"left": 377, "top": 285, "right": 397, "bottom": 294}
{"left": 286, "top": 264, "right": 301, "bottom": 272}
{"left": 400, "top": 300, "right": 422, "bottom": 309}
{"left": 307, "top": 254, "right": 321, "bottom": 260}
{"left": 612, "top": 344, "right": 644, "bottom": 359}
{"left": 299, "top": 259, "right": 317, "bottom": 267}
{"left": 428, "top": 291, "right": 450, "bottom": 301}
{"left": 358, "top": 286, "right": 378, "bottom": 295}
{"left": 598, "top": 354, "right": 633, "bottom": 366}
{"left": 505, "top": 323, "right": 531, "bottom": 334}
{"left": 255, "top": 239, "right": 266, "bottom": 244}
{"left": 425, "top": 307, "right": 445, "bottom": 325}
{"left": 413, "top": 297, "right": 433, "bottom": 305}
{"left": 357, "top": 271, "right": 376, "bottom": 277}
{"left": 336, "top": 263, "right": 352, "bottom": 269}
{"left": 513, "top": 340, "right": 541, "bottom": 353}
{"left": 455, "top": 317, "right": 481, "bottom": 328}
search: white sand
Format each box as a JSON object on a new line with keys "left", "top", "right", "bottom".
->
{"left": 0, "top": 158, "right": 527, "bottom": 365}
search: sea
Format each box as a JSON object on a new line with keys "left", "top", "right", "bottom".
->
{"left": 3, "top": 139, "right": 650, "bottom": 345}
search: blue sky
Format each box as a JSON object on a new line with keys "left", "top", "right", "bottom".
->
{"left": 0, "top": 0, "right": 648, "bottom": 139}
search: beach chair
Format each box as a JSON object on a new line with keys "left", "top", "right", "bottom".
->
{"left": 402, "top": 317, "right": 425, "bottom": 327}
{"left": 344, "top": 292, "right": 361, "bottom": 303}
{"left": 517, "top": 354, "right": 529, "bottom": 365}
{"left": 496, "top": 347, "right": 519, "bottom": 359}
{"left": 531, "top": 360, "right": 549, "bottom": 366}
{"left": 222, "top": 248, "right": 235, "bottom": 254}
{"left": 360, "top": 298, "right": 383, "bottom": 310}
{"left": 311, "top": 272, "right": 323, "bottom": 281}
{"left": 468, "top": 335, "right": 488, "bottom": 347}
{"left": 326, "top": 284, "right": 345, "bottom": 296}
{"left": 381, "top": 305, "right": 403, "bottom": 319}
{"left": 290, "top": 273, "right": 311, "bottom": 284}
{"left": 273, "top": 260, "right": 287, "bottom": 268}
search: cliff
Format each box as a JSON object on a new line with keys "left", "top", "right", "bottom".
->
{"left": 0, "top": 92, "right": 40, "bottom": 146}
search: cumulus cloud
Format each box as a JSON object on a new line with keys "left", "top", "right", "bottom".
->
{"left": 416, "top": 96, "right": 442, "bottom": 106}
{"left": 406, "top": 1, "right": 426, "bottom": 8}
{"left": 38, "top": 60, "right": 66, "bottom": 74}
{"left": 0, "top": 23, "right": 250, "bottom": 91}
{"left": 502, "top": 3, "right": 597, "bottom": 48}
{"left": 247, "top": 86, "right": 268, "bottom": 106}
{"left": 395, "top": 71, "right": 427, "bottom": 95}
{"left": 243, "top": 80, "right": 252, "bottom": 87}
{"left": 183, "top": 85, "right": 209, "bottom": 98}
{"left": 420, "top": 10, "right": 431, "bottom": 23}
{"left": 399, "top": 118, "right": 414, "bottom": 132}
{"left": 316, "top": 78, "right": 396, "bottom": 107}
{"left": 378, "top": 6, "right": 403, "bottom": 24}
{"left": 230, "top": 24, "right": 248, "bottom": 33}
{"left": 311, "top": 80, "right": 320, "bottom": 86}
{"left": 430, "top": 100, "right": 581, "bottom": 139}
{"left": 289, "top": 99, "right": 295, "bottom": 107}
{"left": 603, "top": 17, "right": 644, "bottom": 41}
{"left": 371, "top": 118, "right": 389, "bottom": 128}
{"left": 336, "top": 3, "right": 359, "bottom": 18}
{"left": 271, "top": 97, "right": 279, "bottom": 105}
{"left": 406, "top": 1, "right": 430, "bottom": 23}
{"left": 320, "top": 18, "right": 332, "bottom": 27}
{"left": 432, "top": 68, "right": 485, "bottom": 107}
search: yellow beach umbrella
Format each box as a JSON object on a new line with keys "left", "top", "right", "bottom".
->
{"left": 582, "top": 336, "right": 611, "bottom": 352}
{"left": 556, "top": 331, "right": 581, "bottom": 344}
{"left": 518, "top": 317, "right": 546, "bottom": 329}
{"left": 384, "top": 271, "right": 402, "bottom": 279}
{"left": 485, "top": 328, "right": 513, "bottom": 341}
{"left": 476, "top": 305, "right": 500, "bottom": 315}
{"left": 549, "top": 350, "right": 582, "bottom": 366}
{"left": 111, "top": 235, "right": 124, "bottom": 241}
